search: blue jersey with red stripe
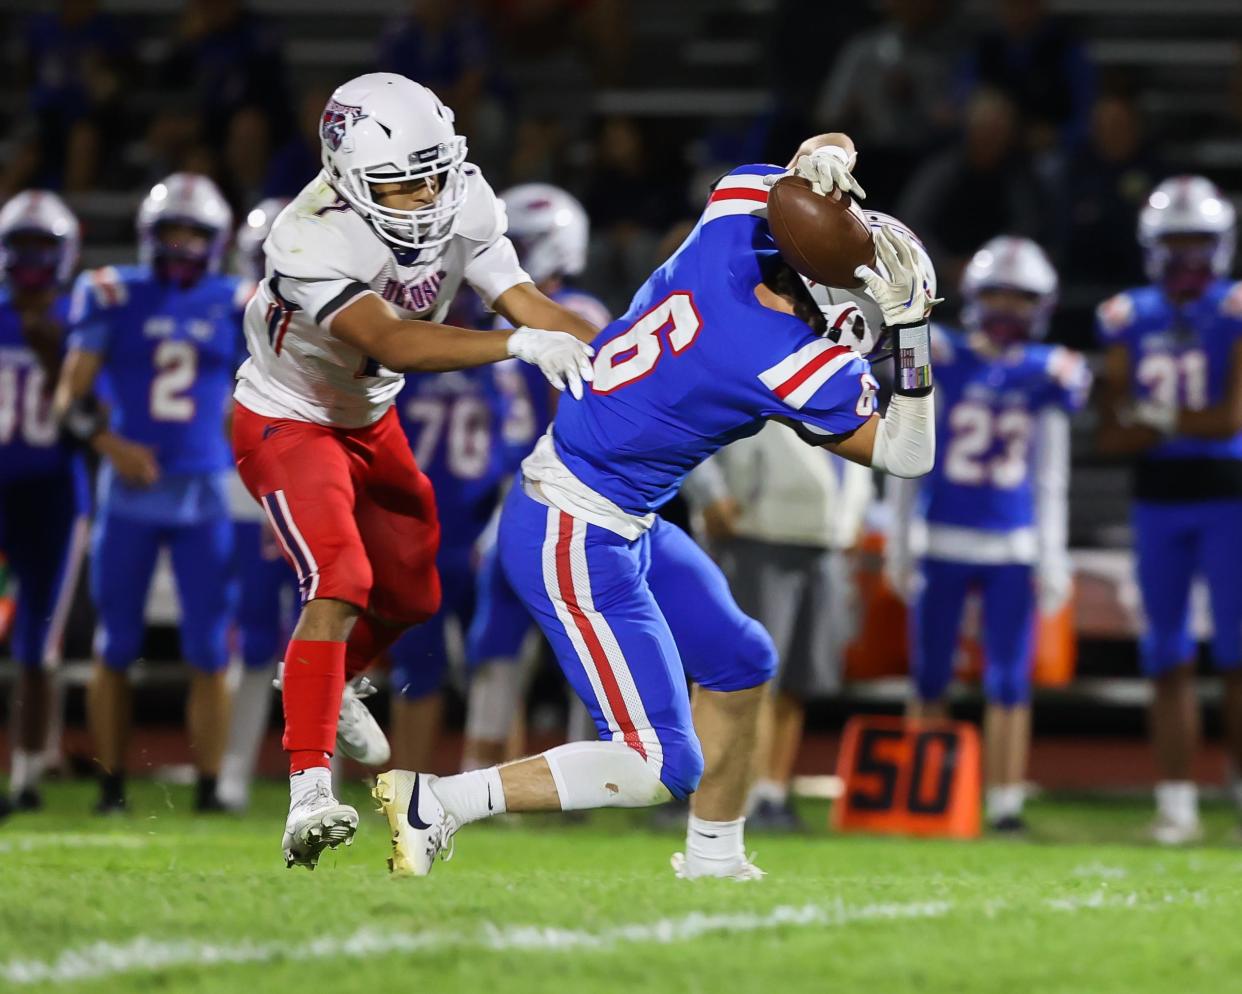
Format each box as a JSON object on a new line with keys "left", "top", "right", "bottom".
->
{"left": 919, "top": 327, "right": 1090, "bottom": 531}
{"left": 68, "top": 265, "right": 247, "bottom": 476}
{"left": 0, "top": 289, "right": 77, "bottom": 483}
{"left": 549, "top": 164, "right": 875, "bottom": 515}
{"left": 1096, "top": 278, "right": 1242, "bottom": 461}
{"left": 396, "top": 364, "right": 530, "bottom": 551}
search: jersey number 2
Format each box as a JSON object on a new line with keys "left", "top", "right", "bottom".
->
{"left": 150, "top": 340, "right": 197, "bottom": 422}
{"left": 591, "top": 292, "right": 702, "bottom": 394}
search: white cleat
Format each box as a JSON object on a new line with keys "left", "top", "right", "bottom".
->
{"left": 282, "top": 780, "right": 359, "bottom": 870}
{"left": 1148, "top": 814, "right": 1204, "bottom": 846}
{"left": 670, "top": 851, "right": 766, "bottom": 881}
{"left": 372, "top": 770, "right": 458, "bottom": 877}
{"left": 337, "top": 677, "right": 390, "bottom": 766}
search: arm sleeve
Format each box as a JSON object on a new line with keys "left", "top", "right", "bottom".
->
{"left": 1033, "top": 407, "right": 1072, "bottom": 579}
{"left": 65, "top": 271, "right": 111, "bottom": 356}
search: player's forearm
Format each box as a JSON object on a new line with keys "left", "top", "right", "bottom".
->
{"left": 369, "top": 321, "right": 514, "bottom": 374}
{"left": 1173, "top": 404, "right": 1242, "bottom": 439}
{"left": 869, "top": 391, "right": 936, "bottom": 478}
{"left": 493, "top": 284, "right": 600, "bottom": 344}
{"left": 51, "top": 348, "right": 101, "bottom": 417}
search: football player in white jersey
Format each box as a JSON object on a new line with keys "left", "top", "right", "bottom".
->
{"left": 230, "top": 72, "right": 599, "bottom": 868}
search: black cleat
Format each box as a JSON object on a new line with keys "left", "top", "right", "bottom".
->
{"left": 990, "top": 814, "right": 1029, "bottom": 835}
{"left": 95, "top": 772, "right": 127, "bottom": 815}
{"left": 13, "top": 787, "right": 42, "bottom": 812}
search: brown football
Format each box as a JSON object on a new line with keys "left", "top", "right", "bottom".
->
{"left": 767, "top": 175, "right": 875, "bottom": 289}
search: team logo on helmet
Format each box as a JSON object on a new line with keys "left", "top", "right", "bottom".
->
{"left": 321, "top": 98, "right": 368, "bottom": 153}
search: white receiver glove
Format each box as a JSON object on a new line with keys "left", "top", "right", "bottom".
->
{"left": 762, "top": 144, "right": 866, "bottom": 200}
{"left": 507, "top": 327, "right": 596, "bottom": 400}
{"left": 854, "top": 228, "right": 940, "bottom": 328}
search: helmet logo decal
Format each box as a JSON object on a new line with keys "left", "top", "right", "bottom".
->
{"left": 321, "top": 98, "right": 368, "bottom": 153}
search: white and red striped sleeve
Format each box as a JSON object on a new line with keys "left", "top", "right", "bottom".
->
{"left": 758, "top": 338, "right": 873, "bottom": 437}
{"left": 701, "top": 165, "right": 781, "bottom": 225}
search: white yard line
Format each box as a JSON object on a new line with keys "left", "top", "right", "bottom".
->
{"left": 1, "top": 900, "right": 950, "bottom": 986}
{"left": 0, "top": 833, "right": 151, "bottom": 855}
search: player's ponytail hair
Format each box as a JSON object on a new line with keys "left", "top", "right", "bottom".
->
{"left": 759, "top": 253, "right": 826, "bottom": 336}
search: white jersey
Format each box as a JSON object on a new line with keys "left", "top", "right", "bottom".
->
{"left": 234, "top": 166, "right": 531, "bottom": 427}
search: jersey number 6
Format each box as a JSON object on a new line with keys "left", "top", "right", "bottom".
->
{"left": 591, "top": 292, "right": 702, "bottom": 394}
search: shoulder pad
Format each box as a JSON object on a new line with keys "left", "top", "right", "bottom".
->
{"left": 453, "top": 165, "right": 506, "bottom": 244}
{"left": 76, "top": 266, "right": 129, "bottom": 311}
{"left": 265, "top": 203, "right": 385, "bottom": 284}
{"left": 1219, "top": 282, "right": 1242, "bottom": 320}
{"left": 1095, "top": 292, "right": 1136, "bottom": 337}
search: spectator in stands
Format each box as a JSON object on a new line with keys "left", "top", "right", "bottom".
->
{"left": 897, "top": 88, "right": 1045, "bottom": 290}
{"left": 262, "top": 85, "right": 334, "bottom": 201}
{"left": 812, "top": 0, "right": 962, "bottom": 204}
{"left": 377, "top": 1, "right": 495, "bottom": 135}
{"left": 2, "top": 0, "right": 130, "bottom": 196}
{"left": 487, "top": 0, "right": 632, "bottom": 85}
{"left": 958, "top": 0, "right": 1095, "bottom": 150}
{"left": 161, "top": 0, "right": 292, "bottom": 149}
{"left": 1056, "top": 91, "right": 1160, "bottom": 287}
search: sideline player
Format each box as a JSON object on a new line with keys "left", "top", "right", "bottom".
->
{"left": 0, "top": 191, "right": 89, "bottom": 814}
{"left": 887, "top": 236, "right": 1090, "bottom": 832}
{"left": 229, "top": 72, "right": 598, "bottom": 868}
{"left": 56, "top": 173, "right": 245, "bottom": 814}
{"left": 461, "top": 183, "right": 611, "bottom": 770}
{"left": 1096, "top": 177, "right": 1242, "bottom": 843}
{"left": 375, "top": 135, "right": 940, "bottom": 879}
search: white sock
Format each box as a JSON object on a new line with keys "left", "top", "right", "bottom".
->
{"left": 218, "top": 663, "right": 276, "bottom": 806}
{"left": 1155, "top": 780, "right": 1199, "bottom": 825}
{"left": 542, "top": 740, "right": 671, "bottom": 810}
{"left": 749, "top": 778, "right": 788, "bottom": 808}
{"left": 986, "top": 784, "right": 1025, "bottom": 821}
{"left": 685, "top": 814, "right": 746, "bottom": 870}
{"left": 10, "top": 749, "right": 44, "bottom": 794}
{"left": 289, "top": 767, "right": 332, "bottom": 809}
{"left": 433, "top": 767, "right": 507, "bottom": 826}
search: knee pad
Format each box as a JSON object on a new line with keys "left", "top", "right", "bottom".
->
{"left": 983, "top": 663, "right": 1031, "bottom": 708}
{"left": 1141, "top": 629, "right": 1194, "bottom": 677}
{"left": 181, "top": 630, "right": 231, "bottom": 674}
{"left": 96, "top": 622, "right": 143, "bottom": 672}
{"left": 656, "top": 730, "right": 704, "bottom": 801}
{"left": 464, "top": 660, "right": 527, "bottom": 742}
{"left": 694, "top": 619, "right": 778, "bottom": 694}
{"left": 543, "top": 739, "right": 673, "bottom": 810}
{"left": 913, "top": 656, "right": 953, "bottom": 703}
{"left": 390, "top": 637, "right": 448, "bottom": 700}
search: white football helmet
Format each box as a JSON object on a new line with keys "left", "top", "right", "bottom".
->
{"left": 235, "top": 197, "right": 290, "bottom": 282}
{"left": 1138, "top": 175, "right": 1236, "bottom": 293}
{"left": 0, "top": 190, "right": 81, "bottom": 289}
{"left": 137, "top": 173, "right": 233, "bottom": 278}
{"left": 319, "top": 72, "right": 468, "bottom": 252}
{"left": 804, "top": 211, "right": 935, "bottom": 357}
{"left": 960, "top": 235, "right": 1058, "bottom": 342}
{"left": 500, "top": 183, "right": 589, "bottom": 284}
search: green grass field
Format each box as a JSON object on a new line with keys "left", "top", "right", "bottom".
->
{"left": 4, "top": 780, "right": 1242, "bottom": 994}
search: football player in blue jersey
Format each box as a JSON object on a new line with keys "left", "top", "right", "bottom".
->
{"left": 0, "top": 191, "right": 89, "bottom": 815}
{"left": 54, "top": 174, "right": 247, "bottom": 814}
{"left": 1096, "top": 176, "right": 1242, "bottom": 844}
{"left": 886, "top": 236, "right": 1091, "bottom": 833}
{"left": 373, "top": 135, "right": 941, "bottom": 879}
{"left": 461, "top": 183, "right": 611, "bottom": 771}
{"left": 216, "top": 198, "right": 300, "bottom": 811}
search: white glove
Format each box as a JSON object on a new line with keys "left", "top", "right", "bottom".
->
{"left": 762, "top": 144, "right": 866, "bottom": 200}
{"left": 854, "top": 228, "right": 940, "bottom": 328}
{"left": 1036, "top": 565, "right": 1073, "bottom": 615}
{"left": 1129, "top": 400, "right": 1178, "bottom": 437}
{"left": 507, "top": 327, "right": 595, "bottom": 400}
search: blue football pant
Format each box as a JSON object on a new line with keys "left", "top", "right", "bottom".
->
{"left": 389, "top": 547, "right": 476, "bottom": 700}
{"left": 498, "top": 484, "right": 776, "bottom": 800}
{"left": 466, "top": 530, "right": 537, "bottom": 666}
{"left": 911, "top": 557, "right": 1036, "bottom": 706}
{"left": 91, "top": 513, "right": 234, "bottom": 673}
{"left": 1133, "top": 499, "right": 1242, "bottom": 675}
{"left": 232, "top": 520, "right": 298, "bottom": 670}
{"left": 0, "top": 473, "right": 88, "bottom": 669}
